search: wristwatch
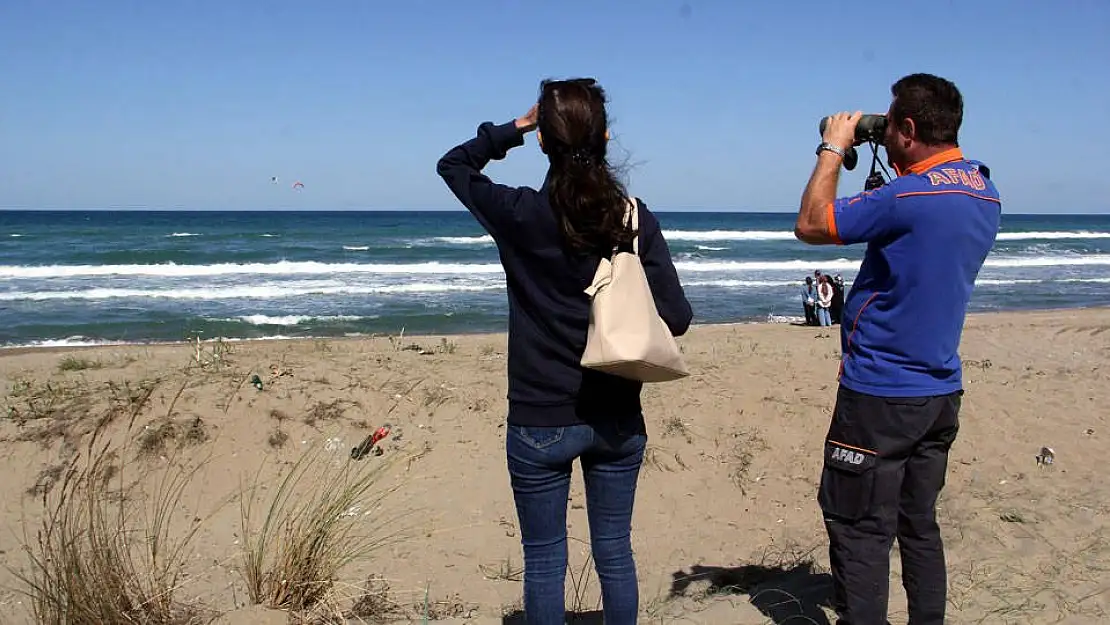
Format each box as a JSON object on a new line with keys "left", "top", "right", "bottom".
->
{"left": 816, "top": 142, "right": 845, "bottom": 158}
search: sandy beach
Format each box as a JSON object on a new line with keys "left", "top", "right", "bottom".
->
{"left": 0, "top": 308, "right": 1107, "bottom": 624}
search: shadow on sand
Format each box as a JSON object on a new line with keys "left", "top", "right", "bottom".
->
{"left": 502, "top": 609, "right": 603, "bottom": 624}
{"left": 669, "top": 557, "right": 834, "bottom": 624}
{"left": 502, "top": 546, "right": 833, "bottom": 624}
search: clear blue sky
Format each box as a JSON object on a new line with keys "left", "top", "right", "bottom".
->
{"left": 2, "top": 0, "right": 1107, "bottom": 213}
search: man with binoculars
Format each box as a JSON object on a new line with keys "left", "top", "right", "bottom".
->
{"left": 794, "top": 74, "right": 1002, "bottom": 624}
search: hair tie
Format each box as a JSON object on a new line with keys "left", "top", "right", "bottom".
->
{"left": 570, "top": 148, "right": 594, "bottom": 167}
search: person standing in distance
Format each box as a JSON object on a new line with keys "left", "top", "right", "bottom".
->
{"left": 794, "top": 73, "right": 1001, "bottom": 624}
{"left": 436, "top": 78, "right": 692, "bottom": 625}
{"left": 801, "top": 276, "right": 818, "bottom": 326}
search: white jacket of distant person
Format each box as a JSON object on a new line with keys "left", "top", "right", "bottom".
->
{"left": 817, "top": 280, "right": 834, "bottom": 309}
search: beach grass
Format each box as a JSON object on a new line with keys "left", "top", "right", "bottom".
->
{"left": 11, "top": 424, "right": 208, "bottom": 625}
{"left": 237, "top": 438, "right": 407, "bottom": 614}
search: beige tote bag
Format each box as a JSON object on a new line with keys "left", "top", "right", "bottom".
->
{"left": 580, "top": 198, "right": 689, "bottom": 383}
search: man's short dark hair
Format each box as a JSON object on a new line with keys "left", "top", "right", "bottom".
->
{"left": 890, "top": 73, "right": 963, "bottom": 146}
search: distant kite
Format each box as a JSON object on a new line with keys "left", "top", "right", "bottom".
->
{"left": 292, "top": 181, "right": 304, "bottom": 190}
{"left": 271, "top": 176, "right": 278, "bottom": 184}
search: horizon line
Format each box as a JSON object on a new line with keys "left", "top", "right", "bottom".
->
{"left": 3, "top": 207, "right": 1109, "bottom": 216}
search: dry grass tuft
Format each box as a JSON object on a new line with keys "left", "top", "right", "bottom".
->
{"left": 136, "top": 415, "right": 209, "bottom": 458}
{"left": 947, "top": 530, "right": 1110, "bottom": 622}
{"left": 567, "top": 550, "right": 601, "bottom": 614}
{"left": 27, "top": 463, "right": 67, "bottom": 497}
{"left": 348, "top": 575, "right": 408, "bottom": 621}
{"left": 711, "top": 426, "right": 768, "bottom": 494}
{"left": 6, "top": 378, "right": 94, "bottom": 432}
{"left": 303, "top": 399, "right": 351, "bottom": 428}
{"left": 237, "top": 439, "right": 407, "bottom": 613}
{"left": 662, "top": 416, "right": 693, "bottom": 443}
{"left": 10, "top": 426, "right": 210, "bottom": 625}
{"left": 643, "top": 443, "right": 688, "bottom": 474}
{"left": 57, "top": 356, "right": 103, "bottom": 372}
{"left": 187, "top": 335, "right": 233, "bottom": 372}
{"left": 5, "top": 377, "right": 160, "bottom": 449}
{"left": 421, "top": 384, "right": 453, "bottom": 412}
{"left": 479, "top": 556, "right": 524, "bottom": 582}
{"left": 341, "top": 576, "right": 477, "bottom": 622}
{"left": 268, "top": 427, "right": 290, "bottom": 449}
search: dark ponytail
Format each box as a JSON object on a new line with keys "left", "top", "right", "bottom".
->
{"left": 537, "top": 78, "right": 635, "bottom": 255}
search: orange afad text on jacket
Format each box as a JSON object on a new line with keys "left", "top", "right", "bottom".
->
{"left": 925, "top": 167, "right": 987, "bottom": 191}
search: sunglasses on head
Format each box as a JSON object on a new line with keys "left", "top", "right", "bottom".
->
{"left": 541, "top": 78, "right": 598, "bottom": 92}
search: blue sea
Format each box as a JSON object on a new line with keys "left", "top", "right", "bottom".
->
{"left": 1, "top": 210, "right": 1108, "bottom": 348}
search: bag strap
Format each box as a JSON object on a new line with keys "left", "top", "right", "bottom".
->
{"left": 614, "top": 196, "right": 639, "bottom": 256}
{"left": 587, "top": 197, "right": 639, "bottom": 296}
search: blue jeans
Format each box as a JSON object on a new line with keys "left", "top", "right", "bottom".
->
{"left": 817, "top": 306, "right": 832, "bottom": 326}
{"left": 506, "top": 417, "right": 648, "bottom": 625}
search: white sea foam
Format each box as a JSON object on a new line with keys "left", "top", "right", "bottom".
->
{"left": 663, "top": 229, "right": 1110, "bottom": 242}
{"left": 664, "top": 230, "right": 794, "bottom": 241}
{"left": 679, "top": 277, "right": 1110, "bottom": 288}
{"left": 0, "top": 282, "right": 506, "bottom": 302}
{"left": 684, "top": 280, "right": 799, "bottom": 288}
{"left": 0, "top": 335, "right": 308, "bottom": 349}
{"left": 767, "top": 314, "right": 805, "bottom": 324}
{"left": 0, "top": 337, "right": 130, "bottom": 349}
{"left": 674, "top": 259, "right": 863, "bottom": 272}
{"left": 996, "top": 231, "right": 1110, "bottom": 240}
{"left": 4, "top": 254, "right": 1110, "bottom": 280}
{"left": 235, "top": 314, "right": 367, "bottom": 326}
{"left": 430, "top": 235, "right": 494, "bottom": 245}
{"left": 5, "top": 274, "right": 1105, "bottom": 302}
{"left": 0, "top": 261, "right": 508, "bottom": 279}
{"left": 1061, "top": 277, "right": 1110, "bottom": 283}
{"left": 673, "top": 255, "right": 1110, "bottom": 273}
{"left": 984, "top": 256, "right": 1110, "bottom": 268}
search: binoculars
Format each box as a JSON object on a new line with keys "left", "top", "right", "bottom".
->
{"left": 817, "top": 114, "right": 887, "bottom": 171}
{"left": 819, "top": 114, "right": 888, "bottom": 144}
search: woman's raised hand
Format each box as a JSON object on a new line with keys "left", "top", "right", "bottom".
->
{"left": 515, "top": 104, "right": 538, "bottom": 133}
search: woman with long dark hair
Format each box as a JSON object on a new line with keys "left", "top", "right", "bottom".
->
{"left": 437, "top": 78, "right": 692, "bottom": 624}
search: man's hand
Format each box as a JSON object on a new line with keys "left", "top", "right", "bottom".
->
{"left": 514, "top": 104, "right": 538, "bottom": 133}
{"left": 797, "top": 111, "right": 863, "bottom": 245}
{"left": 822, "top": 111, "right": 863, "bottom": 151}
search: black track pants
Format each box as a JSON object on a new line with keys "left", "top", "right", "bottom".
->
{"left": 818, "top": 385, "right": 961, "bottom": 625}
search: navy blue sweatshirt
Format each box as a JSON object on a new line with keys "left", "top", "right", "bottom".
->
{"left": 436, "top": 120, "right": 693, "bottom": 427}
